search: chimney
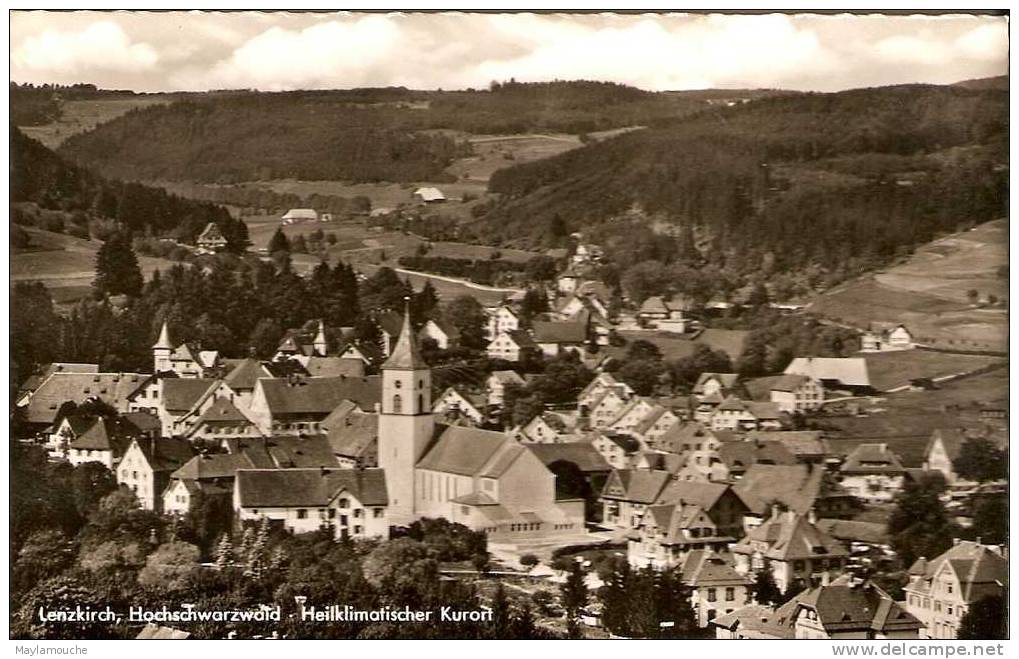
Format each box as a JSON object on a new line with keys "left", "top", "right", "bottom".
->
{"left": 821, "top": 571, "right": 830, "bottom": 587}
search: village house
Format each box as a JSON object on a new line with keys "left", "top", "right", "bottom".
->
{"left": 838, "top": 443, "right": 907, "bottom": 503}
{"left": 486, "top": 329, "right": 538, "bottom": 363}
{"left": 682, "top": 551, "right": 755, "bottom": 627}
{"left": 418, "top": 318, "right": 460, "bottom": 350}
{"left": 784, "top": 357, "right": 872, "bottom": 394}
{"left": 571, "top": 243, "right": 604, "bottom": 265}
{"left": 66, "top": 416, "right": 142, "bottom": 471}
{"left": 657, "top": 422, "right": 730, "bottom": 481}
{"left": 196, "top": 222, "right": 228, "bottom": 253}
{"left": 731, "top": 509, "right": 849, "bottom": 593}
{"left": 181, "top": 396, "right": 263, "bottom": 441}
{"left": 744, "top": 374, "right": 824, "bottom": 413}
{"left": 532, "top": 320, "right": 589, "bottom": 358}
{"left": 247, "top": 375, "right": 381, "bottom": 436}
{"left": 693, "top": 392, "right": 725, "bottom": 423}
{"left": 281, "top": 208, "right": 318, "bottom": 224}
{"left": 578, "top": 372, "right": 634, "bottom": 410}
{"left": 432, "top": 387, "right": 487, "bottom": 426}
{"left": 904, "top": 540, "right": 1007, "bottom": 640}
{"left": 716, "top": 437, "right": 798, "bottom": 480}
{"left": 486, "top": 370, "right": 525, "bottom": 406}
{"left": 628, "top": 502, "right": 736, "bottom": 570}
{"left": 860, "top": 323, "right": 914, "bottom": 352}
{"left": 556, "top": 267, "right": 582, "bottom": 295}
{"left": 632, "top": 405, "right": 681, "bottom": 448}
{"left": 516, "top": 412, "right": 575, "bottom": 444}
{"left": 162, "top": 449, "right": 269, "bottom": 516}
{"left": 745, "top": 430, "right": 830, "bottom": 465}
{"left": 117, "top": 437, "right": 196, "bottom": 512}
{"left": 710, "top": 604, "right": 784, "bottom": 639}
{"left": 321, "top": 402, "right": 378, "bottom": 468}
{"left": 608, "top": 397, "right": 657, "bottom": 436}
{"left": 591, "top": 431, "right": 641, "bottom": 470}
{"left": 734, "top": 463, "right": 859, "bottom": 527}
{"left": 484, "top": 305, "right": 520, "bottom": 341}
{"left": 789, "top": 580, "right": 922, "bottom": 639}
{"left": 18, "top": 371, "right": 144, "bottom": 433}
{"left": 412, "top": 187, "right": 446, "bottom": 204}
{"left": 235, "top": 468, "right": 390, "bottom": 539}
{"left": 163, "top": 479, "right": 232, "bottom": 517}
{"left": 587, "top": 386, "right": 632, "bottom": 430}
{"left": 657, "top": 479, "right": 750, "bottom": 539}
{"left": 221, "top": 358, "right": 272, "bottom": 410}
{"left": 17, "top": 362, "right": 99, "bottom": 407}
{"left": 46, "top": 413, "right": 97, "bottom": 458}
{"left": 709, "top": 397, "right": 785, "bottom": 432}
{"left": 599, "top": 469, "right": 672, "bottom": 529}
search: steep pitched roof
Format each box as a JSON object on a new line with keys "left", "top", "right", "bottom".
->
{"left": 532, "top": 321, "right": 587, "bottom": 344}
{"left": 746, "top": 431, "right": 828, "bottom": 458}
{"left": 197, "top": 222, "right": 226, "bottom": 243}
{"left": 657, "top": 479, "right": 733, "bottom": 510}
{"left": 784, "top": 357, "right": 870, "bottom": 388}
{"left": 504, "top": 329, "right": 537, "bottom": 349}
{"left": 162, "top": 378, "right": 219, "bottom": 413}
{"left": 235, "top": 467, "right": 388, "bottom": 508}
{"left": 489, "top": 370, "right": 525, "bottom": 386}
{"left": 224, "top": 358, "right": 270, "bottom": 390}
{"left": 152, "top": 322, "right": 173, "bottom": 350}
{"left": 745, "top": 374, "right": 813, "bottom": 400}
{"left": 693, "top": 372, "right": 740, "bottom": 395}
{"left": 710, "top": 604, "right": 785, "bottom": 638}
{"left": 681, "top": 550, "right": 753, "bottom": 587}
{"left": 133, "top": 437, "right": 196, "bottom": 473}
{"left": 382, "top": 306, "right": 427, "bottom": 370}
{"left": 190, "top": 397, "right": 256, "bottom": 427}
{"left": 908, "top": 541, "right": 1007, "bottom": 602}
{"left": 416, "top": 425, "right": 512, "bottom": 477}
{"left": 172, "top": 450, "right": 263, "bottom": 481}
{"left": 21, "top": 372, "right": 145, "bottom": 424}
{"left": 601, "top": 469, "right": 672, "bottom": 503}
{"left": 527, "top": 442, "right": 611, "bottom": 473}
{"left": 718, "top": 439, "right": 797, "bottom": 471}
{"left": 840, "top": 443, "right": 906, "bottom": 475}
{"left": 796, "top": 583, "right": 921, "bottom": 634}
{"left": 68, "top": 417, "right": 136, "bottom": 453}
{"left": 734, "top": 510, "right": 847, "bottom": 561}
{"left": 646, "top": 503, "right": 731, "bottom": 545}
{"left": 257, "top": 376, "right": 381, "bottom": 415}
{"left": 324, "top": 409, "right": 378, "bottom": 459}
{"left": 733, "top": 464, "right": 828, "bottom": 515}
{"left": 304, "top": 356, "right": 365, "bottom": 378}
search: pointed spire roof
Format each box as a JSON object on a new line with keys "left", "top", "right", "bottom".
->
{"left": 314, "top": 319, "right": 327, "bottom": 346}
{"left": 153, "top": 321, "right": 173, "bottom": 350}
{"left": 382, "top": 301, "right": 427, "bottom": 370}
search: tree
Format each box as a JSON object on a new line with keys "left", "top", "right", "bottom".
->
{"left": 752, "top": 562, "right": 782, "bottom": 605}
{"left": 93, "top": 231, "right": 143, "bottom": 297}
{"left": 489, "top": 583, "right": 513, "bottom": 638}
{"left": 969, "top": 495, "right": 1007, "bottom": 545}
{"left": 958, "top": 595, "right": 1006, "bottom": 640}
{"left": 559, "top": 561, "right": 588, "bottom": 623}
{"left": 362, "top": 538, "right": 439, "bottom": 605}
{"left": 616, "top": 358, "right": 666, "bottom": 396}
{"left": 518, "top": 288, "right": 549, "bottom": 326}
{"left": 268, "top": 228, "right": 291, "bottom": 254}
{"left": 626, "top": 339, "right": 662, "bottom": 362}
{"left": 520, "top": 554, "right": 540, "bottom": 569}
{"left": 249, "top": 317, "right": 284, "bottom": 357}
{"left": 444, "top": 295, "right": 487, "bottom": 349}
{"left": 13, "top": 530, "right": 77, "bottom": 595}
{"left": 888, "top": 474, "right": 955, "bottom": 567}
{"left": 69, "top": 462, "right": 118, "bottom": 516}
{"left": 137, "top": 540, "right": 201, "bottom": 591}
{"left": 953, "top": 436, "right": 1006, "bottom": 483}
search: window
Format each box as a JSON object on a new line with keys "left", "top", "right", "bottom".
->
{"left": 725, "top": 587, "right": 735, "bottom": 601}
{"left": 339, "top": 498, "right": 349, "bottom": 508}
{"left": 328, "top": 509, "right": 336, "bottom": 519}
{"left": 353, "top": 508, "right": 362, "bottom": 518}
{"left": 935, "top": 602, "right": 941, "bottom": 613}
{"left": 793, "top": 560, "right": 805, "bottom": 572}
{"left": 373, "top": 508, "right": 383, "bottom": 518}
{"left": 392, "top": 394, "right": 402, "bottom": 413}
{"left": 707, "top": 588, "right": 717, "bottom": 603}
{"left": 354, "top": 526, "right": 362, "bottom": 535}
{"left": 297, "top": 509, "right": 308, "bottom": 519}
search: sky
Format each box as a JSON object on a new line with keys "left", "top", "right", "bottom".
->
{"left": 9, "top": 12, "right": 1009, "bottom": 93}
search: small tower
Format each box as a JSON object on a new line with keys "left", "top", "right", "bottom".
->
{"left": 377, "top": 301, "right": 433, "bottom": 527}
{"left": 153, "top": 321, "right": 173, "bottom": 373}
{"left": 313, "top": 320, "right": 328, "bottom": 357}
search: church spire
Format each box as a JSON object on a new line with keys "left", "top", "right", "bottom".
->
{"left": 313, "top": 319, "right": 328, "bottom": 356}
{"left": 153, "top": 320, "right": 173, "bottom": 350}
{"left": 382, "top": 299, "right": 427, "bottom": 370}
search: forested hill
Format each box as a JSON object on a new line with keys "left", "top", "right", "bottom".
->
{"left": 10, "top": 127, "right": 248, "bottom": 248}
{"left": 477, "top": 83, "right": 1008, "bottom": 287}
{"left": 51, "top": 81, "right": 785, "bottom": 184}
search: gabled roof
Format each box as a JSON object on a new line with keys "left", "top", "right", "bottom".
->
{"left": 131, "top": 437, "right": 196, "bottom": 473}
{"left": 784, "top": 357, "right": 870, "bottom": 388}
{"left": 304, "top": 356, "right": 365, "bottom": 378}
{"left": 681, "top": 550, "right": 753, "bottom": 587}
{"left": 382, "top": 305, "right": 428, "bottom": 370}
{"left": 718, "top": 439, "right": 797, "bottom": 471}
{"left": 601, "top": 469, "right": 672, "bottom": 503}
{"left": 710, "top": 604, "right": 784, "bottom": 638}
{"left": 733, "top": 464, "right": 829, "bottom": 515}
{"left": 162, "top": 378, "right": 219, "bottom": 412}
{"left": 645, "top": 503, "right": 731, "bottom": 545}
{"left": 532, "top": 321, "right": 587, "bottom": 344}
{"left": 416, "top": 425, "right": 513, "bottom": 477}
{"left": 256, "top": 376, "right": 381, "bottom": 415}
{"left": 68, "top": 417, "right": 136, "bottom": 453}
{"left": 840, "top": 443, "right": 906, "bottom": 475}
{"left": 21, "top": 372, "right": 145, "bottom": 424}
{"left": 489, "top": 370, "right": 526, "bottom": 386}
{"left": 656, "top": 421, "right": 721, "bottom": 454}
{"left": 413, "top": 187, "right": 445, "bottom": 201}
{"left": 224, "top": 358, "right": 270, "bottom": 391}
{"left": 235, "top": 467, "right": 388, "bottom": 508}
{"left": 282, "top": 208, "right": 318, "bottom": 220}
{"left": 172, "top": 450, "right": 264, "bottom": 481}
{"left": 527, "top": 442, "right": 611, "bottom": 473}
{"left": 746, "top": 431, "right": 828, "bottom": 458}
{"left": 733, "top": 510, "right": 847, "bottom": 561}
{"left": 693, "top": 372, "right": 740, "bottom": 395}
{"left": 197, "top": 222, "right": 226, "bottom": 243}
{"left": 323, "top": 408, "right": 378, "bottom": 459}
{"left": 795, "top": 583, "right": 920, "bottom": 633}
{"left": 499, "top": 329, "right": 537, "bottom": 349}
{"left": 657, "top": 479, "right": 734, "bottom": 510}
{"left": 908, "top": 541, "right": 1007, "bottom": 602}
{"left": 744, "top": 374, "right": 814, "bottom": 400}
{"left": 190, "top": 397, "right": 256, "bottom": 428}
{"left": 816, "top": 519, "right": 889, "bottom": 546}
{"left": 19, "top": 362, "right": 100, "bottom": 398}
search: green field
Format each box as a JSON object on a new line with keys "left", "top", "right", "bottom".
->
{"left": 19, "top": 97, "right": 171, "bottom": 149}
{"left": 809, "top": 219, "right": 1007, "bottom": 351}
{"left": 861, "top": 349, "right": 1004, "bottom": 392}
{"left": 11, "top": 227, "right": 178, "bottom": 304}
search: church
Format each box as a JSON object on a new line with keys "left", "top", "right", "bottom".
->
{"left": 232, "top": 307, "right": 585, "bottom": 542}
{"left": 378, "top": 310, "right": 585, "bottom": 540}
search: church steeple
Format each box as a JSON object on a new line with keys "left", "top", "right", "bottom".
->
{"left": 153, "top": 321, "right": 173, "bottom": 350}
{"left": 313, "top": 319, "right": 328, "bottom": 357}
{"left": 382, "top": 301, "right": 427, "bottom": 370}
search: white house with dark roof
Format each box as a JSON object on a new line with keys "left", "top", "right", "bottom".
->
{"left": 234, "top": 467, "right": 389, "bottom": 539}
{"left": 838, "top": 443, "right": 907, "bottom": 503}
{"left": 196, "top": 222, "right": 227, "bottom": 252}
{"left": 784, "top": 357, "right": 871, "bottom": 393}
{"left": 745, "top": 374, "right": 824, "bottom": 413}
{"left": 282, "top": 208, "right": 318, "bottom": 224}
{"left": 412, "top": 187, "right": 446, "bottom": 203}
{"left": 118, "top": 437, "right": 196, "bottom": 512}
{"left": 486, "top": 369, "right": 525, "bottom": 406}
{"left": 432, "top": 387, "right": 487, "bottom": 426}
{"left": 484, "top": 305, "right": 520, "bottom": 341}
{"left": 486, "top": 329, "right": 537, "bottom": 362}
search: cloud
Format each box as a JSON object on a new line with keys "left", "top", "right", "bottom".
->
{"left": 9, "top": 12, "right": 1010, "bottom": 93}
{"left": 11, "top": 20, "right": 158, "bottom": 76}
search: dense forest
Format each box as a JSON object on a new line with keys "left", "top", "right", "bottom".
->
{"left": 10, "top": 127, "right": 249, "bottom": 247}
{"left": 47, "top": 81, "right": 783, "bottom": 184}
{"left": 479, "top": 84, "right": 1008, "bottom": 294}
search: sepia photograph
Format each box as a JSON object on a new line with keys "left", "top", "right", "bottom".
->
{"left": 8, "top": 8, "right": 1009, "bottom": 644}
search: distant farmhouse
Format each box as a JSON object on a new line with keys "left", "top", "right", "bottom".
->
{"left": 413, "top": 187, "right": 446, "bottom": 204}
{"left": 282, "top": 208, "right": 318, "bottom": 225}
{"left": 196, "top": 222, "right": 227, "bottom": 253}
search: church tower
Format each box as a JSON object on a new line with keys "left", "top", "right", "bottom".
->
{"left": 377, "top": 302, "right": 434, "bottom": 527}
{"left": 153, "top": 321, "right": 173, "bottom": 373}
{"left": 313, "top": 319, "right": 328, "bottom": 356}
